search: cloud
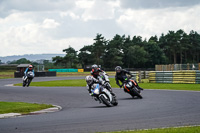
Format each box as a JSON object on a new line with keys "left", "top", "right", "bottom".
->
{"left": 77, "top": 0, "right": 120, "bottom": 21}
{"left": 116, "top": 5, "right": 200, "bottom": 39}
{"left": 120, "top": 0, "right": 200, "bottom": 9}
{"left": 42, "top": 18, "right": 60, "bottom": 29}
{"left": 0, "top": 12, "right": 93, "bottom": 56}
{"left": 0, "top": 0, "right": 200, "bottom": 57}
{"left": 0, "top": 0, "right": 75, "bottom": 17}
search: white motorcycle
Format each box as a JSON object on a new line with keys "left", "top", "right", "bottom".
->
{"left": 90, "top": 83, "right": 118, "bottom": 107}
{"left": 23, "top": 71, "right": 34, "bottom": 87}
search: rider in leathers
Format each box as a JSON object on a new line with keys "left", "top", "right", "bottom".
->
{"left": 90, "top": 64, "right": 103, "bottom": 79}
{"left": 86, "top": 75, "right": 102, "bottom": 94}
{"left": 115, "top": 66, "right": 143, "bottom": 92}
{"left": 90, "top": 64, "right": 115, "bottom": 96}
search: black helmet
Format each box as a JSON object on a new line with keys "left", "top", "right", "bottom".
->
{"left": 115, "top": 66, "right": 122, "bottom": 73}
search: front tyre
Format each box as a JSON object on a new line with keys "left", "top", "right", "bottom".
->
{"left": 99, "top": 95, "right": 112, "bottom": 107}
{"left": 131, "top": 87, "right": 143, "bottom": 99}
{"left": 23, "top": 80, "right": 27, "bottom": 87}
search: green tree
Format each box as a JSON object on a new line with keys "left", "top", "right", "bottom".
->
{"left": 144, "top": 39, "right": 167, "bottom": 67}
{"left": 91, "top": 34, "right": 107, "bottom": 65}
{"left": 126, "top": 45, "right": 147, "bottom": 68}
{"left": 103, "top": 34, "right": 124, "bottom": 68}
{"left": 189, "top": 30, "right": 200, "bottom": 63}
{"left": 52, "top": 56, "right": 64, "bottom": 66}
{"left": 63, "top": 46, "right": 78, "bottom": 68}
{"left": 78, "top": 45, "right": 94, "bottom": 68}
{"left": 10, "top": 58, "right": 31, "bottom": 64}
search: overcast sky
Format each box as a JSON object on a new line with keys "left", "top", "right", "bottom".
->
{"left": 0, "top": 0, "right": 200, "bottom": 57}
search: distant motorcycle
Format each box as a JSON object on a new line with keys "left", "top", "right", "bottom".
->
{"left": 23, "top": 71, "right": 34, "bottom": 87}
{"left": 90, "top": 83, "right": 118, "bottom": 107}
{"left": 122, "top": 76, "right": 143, "bottom": 99}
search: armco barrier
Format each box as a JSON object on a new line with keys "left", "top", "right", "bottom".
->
{"left": 14, "top": 71, "right": 56, "bottom": 78}
{"left": 149, "top": 70, "right": 200, "bottom": 84}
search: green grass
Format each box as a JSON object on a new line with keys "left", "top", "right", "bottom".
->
{"left": 0, "top": 71, "right": 115, "bottom": 79}
{"left": 0, "top": 71, "right": 14, "bottom": 79}
{"left": 101, "top": 126, "right": 200, "bottom": 133}
{"left": 14, "top": 78, "right": 200, "bottom": 91}
{"left": 139, "top": 83, "right": 200, "bottom": 91}
{"left": 57, "top": 71, "right": 115, "bottom": 77}
{"left": 0, "top": 101, "right": 53, "bottom": 114}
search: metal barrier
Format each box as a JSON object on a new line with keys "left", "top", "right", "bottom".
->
{"left": 149, "top": 70, "right": 200, "bottom": 84}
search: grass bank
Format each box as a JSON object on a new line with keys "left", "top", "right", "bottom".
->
{"left": 0, "top": 71, "right": 14, "bottom": 79}
{"left": 14, "top": 78, "right": 200, "bottom": 91}
{"left": 0, "top": 71, "right": 115, "bottom": 79}
{"left": 56, "top": 71, "right": 115, "bottom": 77}
{"left": 0, "top": 101, "right": 53, "bottom": 114}
{"left": 100, "top": 126, "right": 200, "bottom": 133}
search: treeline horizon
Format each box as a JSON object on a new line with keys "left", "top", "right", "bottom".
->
{"left": 53, "top": 29, "right": 200, "bottom": 69}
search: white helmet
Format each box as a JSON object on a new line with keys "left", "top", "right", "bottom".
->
{"left": 92, "top": 64, "right": 98, "bottom": 69}
{"left": 85, "top": 76, "right": 94, "bottom": 85}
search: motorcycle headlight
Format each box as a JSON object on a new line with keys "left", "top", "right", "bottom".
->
{"left": 126, "top": 81, "right": 133, "bottom": 88}
{"left": 93, "top": 88, "right": 99, "bottom": 95}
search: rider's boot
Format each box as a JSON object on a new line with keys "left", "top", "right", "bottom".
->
{"left": 106, "top": 86, "right": 116, "bottom": 98}
{"left": 137, "top": 86, "right": 144, "bottom": 90}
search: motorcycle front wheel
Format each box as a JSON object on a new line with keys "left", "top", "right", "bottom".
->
{"left": 99, "top": 94, "right": 112, "bottom": 107}
{"left": 130, "top": 87, "right": 143, "bottom": 99}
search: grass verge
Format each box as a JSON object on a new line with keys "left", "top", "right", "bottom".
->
{"left": 100, "top": 126, "right": 200, "bottom": 133}
{"left": 57, "top": 71, "right": 115, "bottom": 77}
{"left": 0, "top": 101, "right": 53, "bottom": 114}
{"left": 0, "top": 71, "right": 14, "bottom": 79}
{"left": 0, "top": 71, "right": 115, "bottom": 79}
{"left": 14, "top": 78, "right": 200, "bottom": 91}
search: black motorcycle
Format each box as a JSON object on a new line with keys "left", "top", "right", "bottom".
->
{"left": 122, "top": 77, "right": 143, "bottom": 99}
{"left": 23, "top": 71, "right": 34, "bottom": 87}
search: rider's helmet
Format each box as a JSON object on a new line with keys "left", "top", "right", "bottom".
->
{"left": 85, "top": 76, "right": 94, "bottom": 86}
{"left": 28, "top": 65, "right": 33, "bottom": 70}
{"left": 115, "top": 66, "right": 122, "bottom": 73}
{"left": 92, "top": 64, "right": 98, "bottom": 72}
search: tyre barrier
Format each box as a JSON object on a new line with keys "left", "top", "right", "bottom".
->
{"left": 149, "top": 70, "right": 200, "bottom": 84}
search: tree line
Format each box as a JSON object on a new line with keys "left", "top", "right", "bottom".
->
{"left": 52, "top": 29, "right": 200, "bottom": 69}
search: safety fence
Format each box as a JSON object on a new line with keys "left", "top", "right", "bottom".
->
{"left": 155, "top": 63, "right": 200, "bottom": 71}
{"left": 130, "top": 71, "right": 139, "bottom": 83}
{"left": 149, "top": 70, "right": 200, "bottom": 84}
{"left": 48, "top": 69, "right": 84, "bottom": 72}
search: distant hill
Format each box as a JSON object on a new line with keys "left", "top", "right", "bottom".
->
{"left": 0, "top": 54, "right": 65, "bottom": 63}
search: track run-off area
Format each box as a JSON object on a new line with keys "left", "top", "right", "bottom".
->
{"left": 0, "top": 77, "right": 200, "bottom": 133}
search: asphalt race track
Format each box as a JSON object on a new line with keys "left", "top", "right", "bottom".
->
{"left": 0, "top": 77, "right": 200, "bottom": 133}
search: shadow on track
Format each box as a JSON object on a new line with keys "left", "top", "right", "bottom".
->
{"left": 118, "top": 97, "right": 142, "bottom": 100}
